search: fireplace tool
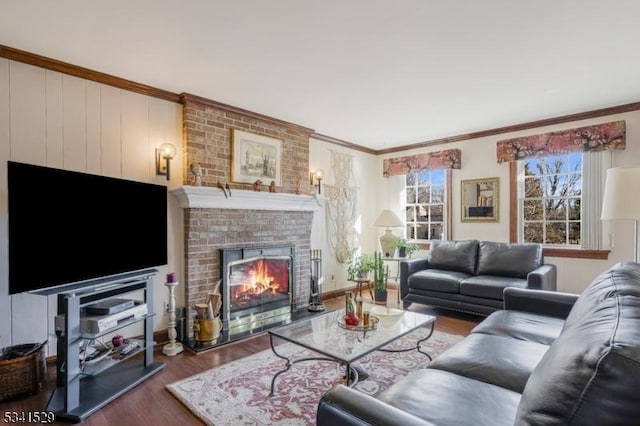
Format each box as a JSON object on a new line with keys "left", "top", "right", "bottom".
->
{"left": 308, "top": 249, "right": 325, "bottom": 312}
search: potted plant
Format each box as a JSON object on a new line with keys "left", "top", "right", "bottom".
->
{"left": 347, "top": 252, "right": 375, "bottom": 280}
{"left": 372, "top": 251, "right": 389, "bottom": 304}
{"left": 394, "top": 237, "right": 420, "bottom": 258}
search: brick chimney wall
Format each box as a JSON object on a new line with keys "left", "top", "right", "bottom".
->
{"left": 179, "top": 94, "right": 315, "bottom": 326}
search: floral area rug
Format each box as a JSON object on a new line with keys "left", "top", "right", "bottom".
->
{"left": 166, "top": 328, "right": 462, "bottom": 425}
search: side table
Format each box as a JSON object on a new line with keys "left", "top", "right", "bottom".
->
{"left": 350, "top": 279, "right": 374, "bottom": 300}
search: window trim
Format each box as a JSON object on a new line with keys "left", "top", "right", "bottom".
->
{"left": 509, "top": 162, "right": 609, "bottom": 260}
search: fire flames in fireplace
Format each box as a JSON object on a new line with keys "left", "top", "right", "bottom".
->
{"left": 228, "top": 257, "right": 290, "bottom": 310}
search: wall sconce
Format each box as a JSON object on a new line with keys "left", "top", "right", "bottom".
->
{"left": 156, "top": 143, "right": 176, "bottom": 181}
{"left": 310, "top": 169, "right": 323, "bottom": 194}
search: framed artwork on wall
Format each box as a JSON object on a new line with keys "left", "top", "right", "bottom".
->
{"left": 231, "top": 129, "right": 283, "bottom": 186}
{"left": 461, "top": 177, "right": 499, "bottom": 222}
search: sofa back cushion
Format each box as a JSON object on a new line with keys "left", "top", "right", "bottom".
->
{"left": 429, "top": 240, "right": 479, "bottom": 275}
{"left": 515, "top": 262, "right": 640, "bottom": 425}
{"left": 476, "top": 241, "right": 542, "bottom": 278}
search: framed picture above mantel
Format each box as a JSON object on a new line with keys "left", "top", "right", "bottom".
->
{"left": 231, "top": 129, "right": 282, "bottom": 186}
{"left": 461, "top": 177, "right": 499, "bottom": 222}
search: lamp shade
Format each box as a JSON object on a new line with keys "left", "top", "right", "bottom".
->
{"left": 373, "top": 210, "right": 404, "bottom": 228}
{"left": 601, "top": 167, "right": 640, "bottom": 220}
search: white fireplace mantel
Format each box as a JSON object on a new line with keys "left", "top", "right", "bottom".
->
{"left": 170, "top": 185, "right": 324, "bottom": 211}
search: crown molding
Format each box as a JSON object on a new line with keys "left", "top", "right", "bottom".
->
{"left": 0, "top": 44, "right": 181, "bottom": 103}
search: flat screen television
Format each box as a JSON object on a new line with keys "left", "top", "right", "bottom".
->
{"left": 8, "top": 161, "right": 168, "bottom": 295}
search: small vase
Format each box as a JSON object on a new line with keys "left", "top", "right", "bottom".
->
{"left": 398, "top": 247, "right": 407, "bottom": 258}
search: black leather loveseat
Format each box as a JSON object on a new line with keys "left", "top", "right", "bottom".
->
{"left": 317, "top": 261, "right": 640, "bottom": 425}
{"left": 400, "top": 240, "right": 556, "bottom": 315}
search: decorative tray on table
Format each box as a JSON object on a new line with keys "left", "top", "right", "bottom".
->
{"left": 337, "top": 315, "right": 379, "bottom": 331}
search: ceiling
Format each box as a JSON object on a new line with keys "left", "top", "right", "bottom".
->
{"left": 1, "top": 1, "right": 640, "bottom": 150}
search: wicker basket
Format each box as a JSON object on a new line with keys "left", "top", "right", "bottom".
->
{"left": 0, "top": 342, "right": 47, "bottom": 402}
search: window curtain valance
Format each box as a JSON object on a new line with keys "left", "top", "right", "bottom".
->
{"left": 496, "top": 120, "right": 625, "bottom": 163}
{"left": 383, "top": 149, "right": 461, "bottom": 177}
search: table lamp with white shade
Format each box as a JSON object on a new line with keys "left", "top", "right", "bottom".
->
{"left": 373, "top": 209, "right": 405, "bottom": 257}
{"left": 601, "top": 167, "right": 640, "bottom": 262}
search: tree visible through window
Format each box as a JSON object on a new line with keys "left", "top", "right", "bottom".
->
{"left": 520, "top": 153, "right": 582, "bottom": 245}
{"left": 406, "top": 170, "right": 446, "bottom": 241}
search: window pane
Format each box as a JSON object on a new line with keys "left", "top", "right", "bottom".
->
{"left": 431, "top": 185, "right": 444, "bottom": 203}
{"left": 524, "top": 177, "right": 543, "bottom": 198}
{"left": 406, "top": 225, "right": 415, "bottom": 239}
{"left": 545, "top": 199, "right": 566, "bottom": 220}
{"left": 523, "top": 200, "right": 543, "bottom": 220}
{"left": 416, "top": 223, "right": 429, "bottom": 239}
{"left": 406, "top": 173, "right": 416, "bottom": 186}
{"left": 523, "top": 223, "right": 543, "bottom": 243}
{"left": 545, "top": 222, "right": 567, "bottom": 244}
{"left": 430, "top": 223, "right": 443, "bottom": 240}
{"left": 406, "top": 187, "right": 416, "bottom": 204}
{"left": 568, "top": 198, "right": 580, "bottom": 220}
{"left": 417, "top": 186, "right": 430, "bottom": 203}
{"left": 417, "top": 205, "right": 428, "bottom": 220}
{"left": 405, "top": 206, "right": 416, "bottom": 222}
{"left": 430, "top": 205, "right": 443, "bottom": 221}
{"left": 569, "top": 222, "right": 581, "bottom": 245}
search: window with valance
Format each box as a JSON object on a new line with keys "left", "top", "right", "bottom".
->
{"left": 497, "top": 121, "right": 625, "bottom": 250}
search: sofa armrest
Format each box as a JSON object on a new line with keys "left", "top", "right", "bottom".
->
{"left": 526, "top": 264, "right": 557, "bottom": 291}
{"left": 504, "top": 287, "right": 578, "bottom": 319}
{"left": 317, "top": 385, "right": 436, "bottom": 426}
{"left": 400, "top": 257, "right": 429, "bottom": 299}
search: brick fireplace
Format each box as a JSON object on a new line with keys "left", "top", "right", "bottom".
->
{"left": 173, "top": 186, "right": 321, "bottom": 341}
{"left": 174, "top": 93, "right": 319, "bottom": 343}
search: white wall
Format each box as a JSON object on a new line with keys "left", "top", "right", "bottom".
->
{"left": 377, "top": 110, "right": 640, "bottom": 294}
{"left": 0, "top": 59, "right": 184, "bottom": 353}
{"left": 309, "top": 139, "right": 378, "bottom": 292}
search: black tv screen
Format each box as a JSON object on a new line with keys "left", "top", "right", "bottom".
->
{"left": 8, "top": 161, "right": 168, "bottom": 295}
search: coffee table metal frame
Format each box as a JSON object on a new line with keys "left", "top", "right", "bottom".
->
{"left": 267, "top": 307, "right": 436, "bottom": 396}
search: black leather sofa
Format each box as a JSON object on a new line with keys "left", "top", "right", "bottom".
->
{"left": 400, "top": 240, "right": 557, "bottom": 315}
{"left": 317, "top": 261, "right": 640, "bottom": 425}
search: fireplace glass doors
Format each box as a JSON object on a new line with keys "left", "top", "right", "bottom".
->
{"left": 228, "top": 256, "right": 291, "bottom": 312}
{"left": 223, "top": 249, "right": 293, "bottom": 336}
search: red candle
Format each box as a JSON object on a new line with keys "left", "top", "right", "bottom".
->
{"left": 167, "top": 272, "right": 176, "bottom": 283}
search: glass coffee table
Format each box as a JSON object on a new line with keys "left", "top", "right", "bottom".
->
{"left": 267, "top": 305, "right": 436, "bottom": 396}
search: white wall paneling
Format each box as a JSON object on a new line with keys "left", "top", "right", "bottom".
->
{"left": 0, "top": 59, "right": 184, "bottom": 353}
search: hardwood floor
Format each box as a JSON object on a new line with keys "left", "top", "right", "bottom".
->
{"left": 0, "top": 291, "right": 480, "bottom": 425}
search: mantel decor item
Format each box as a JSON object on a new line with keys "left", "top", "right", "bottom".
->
{"left": 163, "top": 273, "right": 183, "bottom": 356}
{"left": 231, "top": 129, "right": 282, "bottom": 187}
{"left": 373, "top": 210, "right": 404, "bottom": 257}
{"left": 461, "top": 177, "right": 499, "bottom": 222}
{"left": 601, "top": 167, "right": 640, "bottom": 262}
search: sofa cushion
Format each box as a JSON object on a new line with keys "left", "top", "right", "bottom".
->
{"left": 515, "top": 262, "right": 640, "bottom": 425}
{"left": 378, "top": 369, "right": 521, "bottom": 426}
{"left": 408, "top": 269, "right": 470, "bottom": 293}
{"left": 471, "top": 310, "right": 564, "bottom": 345}
{"left": 476, "top": 241, "right": 542, "bottom": 278}
{"left": 563, "top": 260, "right": 640, "bottom": 330}
{"left": 460, "top": 275, "right": 527, "bottom": 300}
{"left": 428, "top": 239, "right": 479, "bottom": 275}
{"left": 429, "top": 333, "right": 549, "bottom": 393}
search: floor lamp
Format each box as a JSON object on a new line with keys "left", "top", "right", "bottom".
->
{"left": 373, "top": 209, "right": 404, "bottom": 257}
{"left": 601, "top": 167, "right": 640, "bottom": 263}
